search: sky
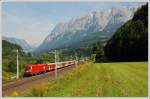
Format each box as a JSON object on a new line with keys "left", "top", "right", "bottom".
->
{"left": 2, "top": 2, "right": 146, "bottom": 47}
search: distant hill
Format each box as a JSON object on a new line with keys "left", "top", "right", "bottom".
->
{"left": 2, "top": 40, "right": 23, "bottom": 57}
{"left": 2, "top": 36, "right": 33, "bottom": 52}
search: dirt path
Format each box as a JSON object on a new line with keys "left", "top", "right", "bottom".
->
{"left": 3, "top": 65, "right": 77, "bottom": 97}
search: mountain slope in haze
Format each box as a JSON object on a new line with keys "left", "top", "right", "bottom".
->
{"left": 2, "top": 36, "right": 33, "bottom": 52}
{"left": 35, "top": 7, "right": 136, "bottom": 53}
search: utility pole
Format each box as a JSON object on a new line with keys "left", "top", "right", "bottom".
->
{"left": 75, "top": 52, "right": 78, "bottom": 67}
{"left": 57, "top": 51, "right": 59, "bottom": 63}
{"left": 16, "top": 49, "right": 19, "bottom": 79}
{"left": 49, "top": 50, "right": 59, "bottom": 78}
{"left": 54, "top": 50, "right": 57, "bottom": 78}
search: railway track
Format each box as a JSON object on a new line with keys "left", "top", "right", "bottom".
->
{"left": 2, "top": 64, "right": 77, "bottom": 97}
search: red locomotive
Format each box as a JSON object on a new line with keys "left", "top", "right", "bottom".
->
{"left": 24, "top": 60, "right": 76, "bottom": 76}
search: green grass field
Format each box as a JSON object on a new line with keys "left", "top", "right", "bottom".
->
{"left": 23, "top": 62, "right": 148, "bottom": 97}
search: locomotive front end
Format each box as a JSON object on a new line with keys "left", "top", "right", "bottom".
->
{"left": 24, "top": 64, "right": 33, "bottom": 77}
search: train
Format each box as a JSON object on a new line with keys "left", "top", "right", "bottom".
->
{"left": 24, "top": 60, "right": 77, "bottom": 76}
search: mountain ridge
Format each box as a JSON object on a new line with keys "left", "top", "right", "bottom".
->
{"left": 2, "top": 36, "right": 33, "bottom": 52}
{"left": 35, "top": 7, "right": 137, "bottom": 53}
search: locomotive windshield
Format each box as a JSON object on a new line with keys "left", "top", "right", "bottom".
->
{"left": 25, "top": 66, "right": 31, "bottom": 70}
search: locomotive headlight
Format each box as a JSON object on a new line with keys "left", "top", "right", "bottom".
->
{"left": 25, "top": 70, "right": 31, "bottom": 73}
{"left": 26, "top": 70, "right": 29, "bottom": 72}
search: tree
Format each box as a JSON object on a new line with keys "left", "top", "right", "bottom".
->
{"left": 92, "top": 42, "right": 104, "bottom": 62}
{"left": 6, "top": 60, "right": 16, "bottom": 73}
{"left": 36, "top": 59, "right": 44, "bottom": 64}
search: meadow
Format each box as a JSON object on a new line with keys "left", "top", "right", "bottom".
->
{"left": 22, "top": 61, "right": 148, "bottom": 97}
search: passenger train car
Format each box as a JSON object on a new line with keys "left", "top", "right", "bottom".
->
{"left": 24, "top": 60, "right": 76, "bottom": 76}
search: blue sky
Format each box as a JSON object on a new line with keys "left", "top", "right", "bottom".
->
{"left": 2, "top": 2, "right": 146, "bottom": 47}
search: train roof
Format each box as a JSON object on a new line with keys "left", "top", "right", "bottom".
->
{"left": 25, "top": 64, "right": 34, "bottom": 66}
{"left": 25, "top": 64, "right": 46, "bottom": 66}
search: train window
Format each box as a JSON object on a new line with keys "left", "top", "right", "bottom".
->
{"left": 25, "top": 66, "right": 31, "bottom": 70}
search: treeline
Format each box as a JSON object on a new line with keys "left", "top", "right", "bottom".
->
{"left": 93, "top": 3, "right": 148, "bottom": 62}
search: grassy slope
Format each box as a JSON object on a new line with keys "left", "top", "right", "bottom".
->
{"left": 2, "top": 71, "right": 16, "bottom": 83}
{"left": 22, "top": 62, "right": 147, "bottom": 97}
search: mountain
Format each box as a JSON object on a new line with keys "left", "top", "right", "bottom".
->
{"left": 2, "top": 36, "right": 33, "bottom": 52}
{"left": 104, "top": 3, "right": 148, "bottom": 61}
{"left": 2, "top": 40, "right": 23, "bottom": 57}
{"left": 35, "top": 7, "right": 136, "bottom": 53}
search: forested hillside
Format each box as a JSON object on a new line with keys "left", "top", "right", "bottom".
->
{"left": 2, "top": 40, "right": 35, "bottom": 81}
{"left": 103, "top": 3, "right": 148, "bottom": 61}
{"left": 2, "top": 40, "right": 24, "bottom": 72}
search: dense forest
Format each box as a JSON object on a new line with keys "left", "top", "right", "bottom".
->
{"left": 94, "top": 3, "right": 148, "bottom": 62}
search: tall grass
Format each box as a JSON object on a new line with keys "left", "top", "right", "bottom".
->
{"left": 24, "top": 62, "right": 91, "bottom": 96}
{"left": 2, "top": 71, "right": 15, "bottom": 83}
{"left": 22, "top": 62, "right": 147, "bottom": 97}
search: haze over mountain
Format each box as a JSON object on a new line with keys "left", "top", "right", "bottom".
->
{"left": 34, "top": 7, "right": 136, "bottom": 53}
{"left": 2, "top": 36, "right": 34, "bottom": 52}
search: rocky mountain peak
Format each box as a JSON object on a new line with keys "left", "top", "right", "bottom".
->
{"left": 35, "top": 6, "right": 136, "bottom": 53}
